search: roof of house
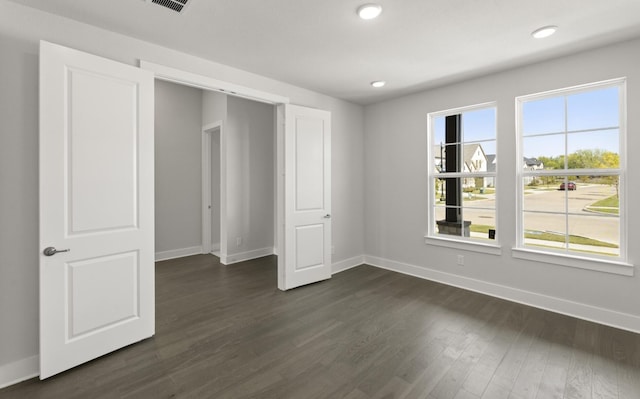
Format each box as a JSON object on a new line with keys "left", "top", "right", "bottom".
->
{"left": 433, "top": 143, "right": 488, "bottom": 171}
{"left": 524, "top": 157, "right": 542, "bottom": 167}
{"left": 486, "top": 154, "right": 497, "bottom": 172}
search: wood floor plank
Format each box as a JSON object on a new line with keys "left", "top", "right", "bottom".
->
{"left": 452, "top": 389, "right": 480, "bottom": 399}
{"left": 510, "top": 318, "right": 551, "bottom": 399}
{"left": 1, "top": 256, "right": 640, "bottom": 399}
{"left": 564, "top": 319, "right": 599, "bottom": 399}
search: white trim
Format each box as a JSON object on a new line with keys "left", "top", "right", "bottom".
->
{"left": 424, "top": 236, "right": 502, "bottom": 255}
{"left": 0, "top": 355, "right": 39, "bottom": 389}
{"left": 332, "top": 255, "right": 365, "bottom": 275}
{"left": 224, "top": 247, "right": 275, "bottom": 265}
{"left": 155, "top": 246, "right": 203, "bottom": 262}
{"left": 139, "top": 61, "right": 289, "bottom": 105}
{"left": 427, "top": 101, "right": 497, "bottom": 118}
{"left": 201, "top": 121, "right": 226, "bottom": 260}
{"left": 511, "top": 247, "right": 633, "bottom": 276}
{"left": 276, "top": 105, "right": 285, "bottom": 289}
{"left": 364, "top": 255, "right": 640, "bottom": 334}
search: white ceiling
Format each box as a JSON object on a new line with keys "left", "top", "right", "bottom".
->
{"left": 12, "top": 0, "right": 640, "bottom": 104}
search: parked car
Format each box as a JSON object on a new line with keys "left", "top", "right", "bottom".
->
{"left": 560, "top": 181, "right": 576, "bottom": 190}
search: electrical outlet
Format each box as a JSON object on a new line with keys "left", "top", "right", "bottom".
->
{"left": 457, "top": 255, "right": 464, "bottom": 265}
{"left": 236, "top": 237, "right": 242, "bottom": 247}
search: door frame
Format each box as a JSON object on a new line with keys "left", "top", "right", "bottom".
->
{"left": 201, "top": 121, "right": 226, "bottom": 261}
{"left": 140, "top": 61, "right": 290, "bottom": 271}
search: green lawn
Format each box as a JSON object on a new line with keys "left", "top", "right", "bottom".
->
{"left": 436, "top": 195, "right": 487, "bottom": 204}
{"left": 469, "top": 224, "right": 618, "bottom": 248}
{"left": 525, "top": 231, "right": 618, "bottom": 248}
{"left": 469, "top": 224, "right": 493, "bottom": 234}
{"left": 586, "top": 195, "right": 619, "bottom": 215}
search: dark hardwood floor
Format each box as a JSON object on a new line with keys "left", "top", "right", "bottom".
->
{"left": 2, "top": 255, "right": 640, "bottom": 398}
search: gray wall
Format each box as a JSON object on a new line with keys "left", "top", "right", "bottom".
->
{"left": 202, "top": 90, "right": 227, "bottom": 126}
{"left": 0, "top": 15, "right": 39, "bottom": 373}
{"left": 225, "top": 96, "right": 275, "bottom": 259}
{"left": 210, "top": 130, "right": 221, "bottom": 249}
{"left": 155, "top": 80, "right": 203, "bottom": 254}
{"left": 202, "top": 91, "right": 227, "bottom": 249}
{"left": 156, "top": 85, "right": 276, "bottom": 258}
{"left": 364, "top": 38, "right": 640, "bottom": 322}
{"left": 0, "top": 1, "right": 364, "bottom": 374}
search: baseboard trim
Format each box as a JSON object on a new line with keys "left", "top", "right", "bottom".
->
{"left": 364, "top": 255, "right": 640, "bottom": 334}
{"left": 0, "top": 355, "right": 38, "bottom": 389}
{"left": 224, "top": 247, "right": 274, "bottom": 265}
{"left": 332, "top": 255, "right": 365, "bottom": 275}
{"left": 155, "top": 246, "right": 203, "bottom": 262}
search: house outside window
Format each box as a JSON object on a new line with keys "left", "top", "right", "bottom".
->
{"left": 427, "top": 103, "right": 498, "bottom": 247}
{"left": 515, "top": 79, "right": 627, "bottom": 269}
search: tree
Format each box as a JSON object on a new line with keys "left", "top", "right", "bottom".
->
{"left": 568, "top": 149, "right": 602, "bottom": 169}
{"left": 600, "top": 151, "right": 620, "bottom": 168}
{"left": 599, "top": 151, "right": 620, "bottom": 198}
{"left": 537, "top": 155, "right": 563, "bottom": 170}
{"left": 537, "top": 150, "right": 619, "bottom": 196}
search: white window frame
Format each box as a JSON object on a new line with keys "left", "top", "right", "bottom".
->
{"left": 513, "top": 78, "right": 632, "bottom": 276}
{"left": 425, "top": 102, "right": 501, "bottom": 255}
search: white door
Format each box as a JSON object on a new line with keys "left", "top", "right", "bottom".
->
{"left": 39, "top": 41, "right": 154, "bottom": 379}
{"left": 278, "top": 104, "right": 331, "bottom": 290}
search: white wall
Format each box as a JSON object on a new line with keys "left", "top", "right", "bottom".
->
{"left": 225, "top": 96, "right": 275, "bottom": 261}
{"left": 155, "top": 80, "right": 203, "bottom": 255}
{"left": 0, "top": 1, "right": 364, "bottom": 381}
{"left": 364, "top": 37, "right": 640, "bottom": 330}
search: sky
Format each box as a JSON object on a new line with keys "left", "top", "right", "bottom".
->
{"left": 432, "top": 85, "right": 620, "bottom": 160}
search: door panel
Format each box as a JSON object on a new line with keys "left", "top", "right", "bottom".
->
{"left": 67, "top": 68, "right": 138, "bottom": 233}
{"left": 39, "top": 41, "right": 154, "bottom": 379}
{"left": 295, "top": 224, "right": 325, "bottom": 270}
{"left": 67, "top": 251, "right": 139, "bottom": 339}
{"left": 295, "top": 117, "right": 325, "bottom": 210}
{"left": 278, "top": 104, "right": 331, "bottom": 290}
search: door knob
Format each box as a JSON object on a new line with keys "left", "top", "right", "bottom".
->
{"left": 43, "top": 247, "right": 70, "bottom": 256}
{"left": 323, "top": 214, "right": 331, "bottom": 219}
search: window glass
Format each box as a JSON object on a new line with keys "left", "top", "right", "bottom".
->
{"left": 429, "top": 105, "right": 497, "bottom": 244}
{"left": 568, "top": 215, "right": 619, "bottom": 257}
{"left": 522, "top": 97, "right": 564, "bottom": 136}
{"left": 567, "top": 87, "right": 619, "bottom": 131}
{"left": 522, "top": 177, "right": 567, "bottom": 214}
{"left": 523, "top": 211, "right": 567, "bottom": 250}
{"left": 518, "top": 81, "right": 624, "bottom": 261}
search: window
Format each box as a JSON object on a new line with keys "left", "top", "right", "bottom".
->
{"left": 516, "top": 79, "right": 626, "bottom": 265}
{"left": 427, "top": 103, "right": 498, "bottom": 249}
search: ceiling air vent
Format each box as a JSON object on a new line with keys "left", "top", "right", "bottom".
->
{"left": 147, "top": 0, "right": 190, "bottom": 13}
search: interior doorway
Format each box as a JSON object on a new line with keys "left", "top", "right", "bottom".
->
{"left": 143, "top": 61, "right": 332, "bottom": 290}
{"left": 202, "top": 122, "right": 223, "bottom": 258}
{"left": 155, "top": 80, "right": 276, "bottom": 266}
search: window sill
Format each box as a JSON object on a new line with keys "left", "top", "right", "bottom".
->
{"left": 424, "top": 236, "right": 502, "bottom": 255}
{"left": 511, "top": 247, "right": 634, "bottom": 276}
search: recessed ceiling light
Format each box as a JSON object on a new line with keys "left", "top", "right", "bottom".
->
{"left": 532, "top": 25, "right": 558, "bottom": 39}
{"left": 371, "top": 81, "right": 386, "bottom": 88}
{"left": 357, "top": 4, "right": 382, "bottom": 20}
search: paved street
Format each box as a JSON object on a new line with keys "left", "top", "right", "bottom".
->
{"left": 435, "top": 184, "right": 620, "bottom": 253}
